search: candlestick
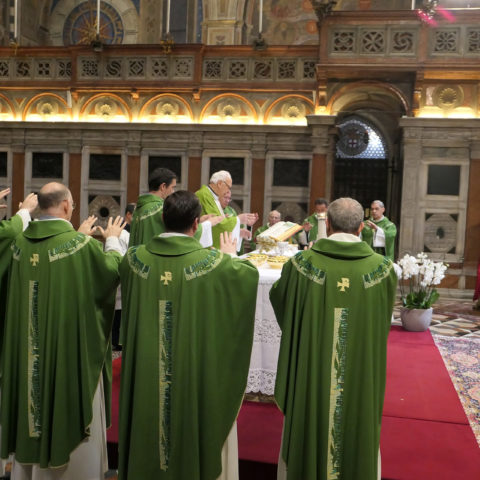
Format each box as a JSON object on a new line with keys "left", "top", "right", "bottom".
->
{"left": 96, "top": 0, "right": 100, "bottom": 35}
{"left": 259, "top": 0, "right": 263, "bottom": 33}
{"left": 166, "top": 0, "right": 171, "bottom": 34}
{"left": 14, "top": 0, "right": 18, "bottom": 39}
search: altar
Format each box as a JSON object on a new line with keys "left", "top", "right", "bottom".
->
{"left": 246, "top": 266, "right": 282, "bottom": 395}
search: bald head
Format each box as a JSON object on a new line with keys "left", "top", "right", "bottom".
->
{"left": 327, "top": 197, "right": 364, "bottom": 235}
{"left": 38, "top": 182, "right": 74, "bottom": 220}
{"left": 268, "top": 210, "right": 281, "bottom": 225}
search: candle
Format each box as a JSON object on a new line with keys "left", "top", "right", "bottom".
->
{"left": 14, "top": 0, "right": 18, "bottom": 39}
{"left": 166, "top": 0, "right": 171, "bottom": 34}
{"left": 259, "top": 0, "right": 263, "bottom": 33}
{"left": 411, "top": 0, "right": 415, "bottom": 9}
{"left": 96, "top": 0, "right": 100, "bottom": 35}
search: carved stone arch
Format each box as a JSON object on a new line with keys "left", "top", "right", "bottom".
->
{"left": 0, "top": 94, "right": 16, "bottom": 120}
{"left": 264, "top": 94, "right": 314, "bottom": 125}
{"left": 139, "top": 93, "right": 193, "bottom": 123}
{"left": 79, "top": 93, "right": 132, "bottom": 122}
{"left": 200, "top": 93, "right": 257, "bottom": 124}
{"left": 23, "top": 93, "right": 71, "bottom": 121}
{"left": 329, "top": 81, "right": 407, "bottom": 228}
{"left": 328, "top": 81, "right": 410, "bottom": 117}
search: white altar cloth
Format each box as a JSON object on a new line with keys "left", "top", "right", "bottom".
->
{"left": 246, "top": 266, "right": 282, "bottom": 395}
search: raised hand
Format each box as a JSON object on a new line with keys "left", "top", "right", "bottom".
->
{"left": 19, "top": 192, "right": 38, "bottom": 213}
{"left": 98, "top": 216, "right": 126, "bottom": 239}
{"left": 0, "top": 188, "right": 9, "bottom": 209}
{"left": 78, "top": 215, "right": 98, "bottom": 236}
{"left": 219, "top": 231, "right": 237, "bottom": 255}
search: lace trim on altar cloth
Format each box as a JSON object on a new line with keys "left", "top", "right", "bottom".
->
{"left": 184, "top": 250, "right": 223, "bottom": 281}
{"left": 253, "top": 318, "right": 282, "bottom": 345}
{"left": 362, "top": 257, "right": 393, "bottom": 289}
{"left": 247, "top": 369, "right": 277, "bottom": 396}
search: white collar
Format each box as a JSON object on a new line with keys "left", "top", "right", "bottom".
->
{"left": 328, "top": 232, "right": 362, "bottom": 243}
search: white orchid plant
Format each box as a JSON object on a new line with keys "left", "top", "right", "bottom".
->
{"left": 395, "top": 253, "right": 448, "bottom": 309}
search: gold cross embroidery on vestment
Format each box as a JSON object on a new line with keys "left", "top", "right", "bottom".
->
{"left": 337, "top": 277, "right": 350, "bottom": 292}
{"left": 161, "top": 271, "right": 172, "bottom": 285}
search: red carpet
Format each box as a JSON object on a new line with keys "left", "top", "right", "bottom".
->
{"left": 108, "top": 326, "right": 480, "bottom": 479}
{"left": 106, "top": 357, "right": 121, "bottom": 444}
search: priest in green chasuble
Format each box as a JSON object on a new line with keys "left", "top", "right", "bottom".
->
{"left": 299, "top": 197, "right": 329, "bottom": 246}
{"left": 118, "top": 190, "right": 259, "bottom": 480}
{"left": 270, "top": 197, "right": 397, "bottom": 480}
{"left": 0, "top": 188, "right": 38, "bottom": 477}
{"left": 0, "top": 182, "right": 125, "bottom": 480}
{"left": 361, "top": 200, "right": 397, "bottom": 261}
{"left": 129, "top": 167, "right": 222, "bottom": 248}
{"left": 196, "top": 170, "right": 258, "bottom": 250}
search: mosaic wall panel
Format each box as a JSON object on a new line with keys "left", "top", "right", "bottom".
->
{"left": 330, "top": 26, "right": 418, "bottom": 56}
{"left": 78, "top": 56, "right": 194, "bottom": 81}
{"left": 0, "top": 58, "right": 72, "bottom": 80}
{"left": 202, "top": 58, "right": 317, "bottom": 82}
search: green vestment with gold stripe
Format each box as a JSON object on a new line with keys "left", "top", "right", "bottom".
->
{"left": 118, "top": 235, "right": 259, "bottom": 479}
{"left": 0, "top": 220, "right": 121, "bottom": 467}
{"left": 361, "top": 216, "right": 397, "bottom": 261}
{"left": 270, "top": 239, "right": 397, "bottom": 480}
{"left": 129, "top": 193, "right": 204, "bottom": 247}
{"left": 0, "top": 214, "right": 24, "bottom": 360}
{"left": 196, "top": 185, "right": 238, "bottom": 249}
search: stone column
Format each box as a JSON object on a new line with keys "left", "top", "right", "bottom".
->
{"left": 127, "top": 153, "right": 141, "bottom": 204}
{"left": 251, "top": 134, "right": 267, "bottom": 230}
{"left": 68, "top": 151, "right": 82, "bottom": 228}
{"left": 398, "top": 124, "right": 422, "bottom": 258}
{"left": 307, "top": 115, "right": 336, "bottom": 211}
{"left": 464, "top": 147, "right": 480, "bottom": 290}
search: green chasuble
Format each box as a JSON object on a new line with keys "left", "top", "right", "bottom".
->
{"left": 129, "top": 193, "right": 204, "bottom": 247}
{"left": 270, "top": 239, "right": 397, "bottom": 480}
{"left": 304, "top": 213, "right": 326, "bottom": 242}
{"left": 0, "top": 220, "right": 121, "bottom": 467}
{"left": 0, "top": 214, "right": 24, "bottom": 360}
{"left": 118, "top": 235, "right": 259, "bottom": 479}
{"left": 196, "top": 185, "right": 238, "bottom": 249}
{"left": 128, "top": 193, "right": 165, "bottom": 247}
{"left": 361, "top": 216, "right": 397, "bottom": 261}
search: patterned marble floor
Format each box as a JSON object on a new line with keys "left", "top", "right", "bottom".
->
{"left": 393, "top": 298, "right": 480, "bottom": 337}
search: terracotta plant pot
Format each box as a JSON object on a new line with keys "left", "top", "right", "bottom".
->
{"left": 400, "top": 307, "right": 433, "bottom": 332}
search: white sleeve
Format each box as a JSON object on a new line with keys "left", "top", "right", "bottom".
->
{"left": 105, "top": 236, "right": 123, "bottom": 254}
{"left": 15, "top": 209, "right": 31, "bottom": 231}
{"left": 117, "top": 229, "right": 130, "bottom": 255}
{"left": 373, "top": 226, "right": 386, "bottom": 247}
{"left": 232, "top": 217, "right": 243, "bottom": 252}
{"left": 199, "top": 220, "right": 213, "bottom": 248}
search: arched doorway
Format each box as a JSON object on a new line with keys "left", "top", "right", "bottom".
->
{"left": 334, "top": 115, "right": 389, "bottom": 217}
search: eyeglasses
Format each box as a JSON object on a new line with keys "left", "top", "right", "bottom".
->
{"left": 222, "top": 181, "right": 232, "bottom": 191}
